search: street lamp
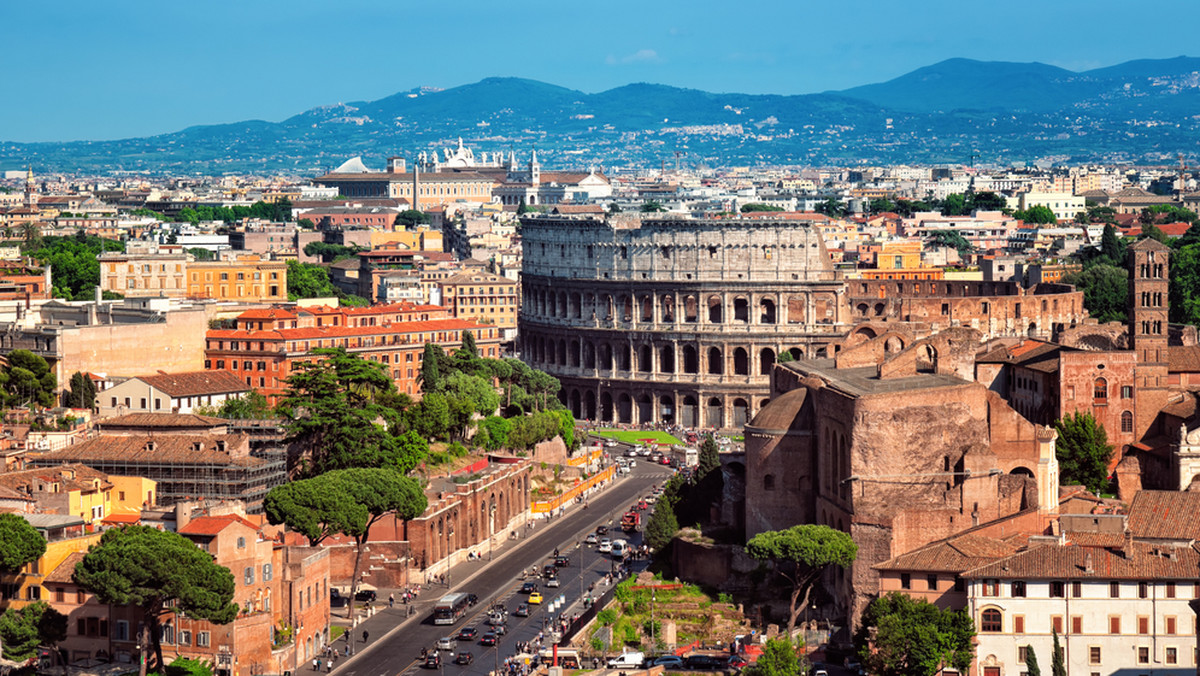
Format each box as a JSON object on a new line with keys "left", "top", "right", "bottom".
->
{"left": 651, "top": 591, "right": 657, "bottom": 654}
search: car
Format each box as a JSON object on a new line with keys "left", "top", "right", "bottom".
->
{"left": 488, "top": 611, "right": 507, "bottom": 626}
{"left": 467, "top": 594, "right": 479, "bottom": 606}
{"left": 528, "top": 591, "right": 544, "bottom": 604}
{"left": 595, "top": 525, "right": 608, "bottom": 535}
{"left": 329, "top": 589, "right": 346, "bottom": 608}
{"left": 660, "top": 457, "right": 672, "bottom": 465}
{"left": 685, "top": 654, "right": 726, "bottom": 670}
{"left": 626, "top": 448, "right": 638, "bottom": 457}
{"left": 479, "top": 632, "right": 498, "bottom": 646}
{"left": 652, "top": 655, "right": 685, "bottom": 668}
{"left": 607, "top": 651, "right": 646, "bottom": 668}
{"left": 629, "top": 459, "right": 637, "bottom": 467}
{"left": 436, "top": 637, "right": 457, "bottom": 651}
{"left": 543, "top": 564, "right": 558, "bottom": 577}
{"left": 555, "top": 555, "right": 570, "bottom": 567}
{"left": 489, "top": 603, "right": 508, "bottom": 616}
{"left": 813, "top": 671, "right": 829, "bottom": 676}
{"left": 456, "top": 627, "right": 479, "bottom": 641}
{"left": 585, "top": 533, "right": 598, "bottom": 544}
{"left": 728, "top": 655, "right": 749, "bottom": 669}
{"left": 645, "top": 495, "right": 657, "bottom": 504}
{"left": 547, "top": 576, "right": 560, "bottom": 588}
{"left": 521, "top": 581, "right": 538, "bottom": 594}
{"left": 422, "top": 653, "right": 441, "bottom": 669}
{"left": 638, "top": 500, "right": 648, "bottom": 510}
{"left": 354, "top": 589, "right": 377, "bottom": 602}
{"left": 604, "top": 439, "right": 617, "bottom": 447}
{"left": 514, "top": 603, "right": 530, "bottom": 617}
{"left": 598, "top": 538, "right": 612, "bottom": 553}
{"left": 454, "top": 652, "right": 474, "bottom": 665}
{"left": 493, "top": 623, "right": 507, "bottom": 636}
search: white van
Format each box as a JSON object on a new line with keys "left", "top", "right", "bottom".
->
{"left": 607, "top": 650, "right": 645, "bottom": 668}
{"left": 610, "top": 539, "right": 629, "bottom": 558}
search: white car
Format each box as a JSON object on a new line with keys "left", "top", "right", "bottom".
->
{"left": 629, "top": 459, "right": 637, "bottom": 468}
{"left": 604, "top": 440, "right": 618, "bottom": 447}
{"left": 598, "top": 538, "right": 612, "bottom": 553}
{"left": 437, "top": 637, "right": 457, "bottom": 651}
{"left": 645, "top": 495, "right": 657, "bottom": 504}
{"left": 585, "top": 533, "right": 598, "bottom": 544}
{"left": 626, "top": 448, "right": 638, "bottom": 457}
{"left": 547, "top": 576, "right": 561, "bottom": 588}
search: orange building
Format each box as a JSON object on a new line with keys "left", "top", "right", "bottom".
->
{"left": 204, "top": 303, "right": 502, "bottom": 401}
{"left": 188, "top": 255, "right": 288, "bottom": 303}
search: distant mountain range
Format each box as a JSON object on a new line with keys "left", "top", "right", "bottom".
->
{"left": 5, "top": 56, "right": 1200, "bottom": 174}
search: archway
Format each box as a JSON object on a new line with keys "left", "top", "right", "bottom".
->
{"left": 660, "top": 294, "right": 675, "bottom": 323}
{"left": 733, "top": 296, "right": 749, "bottom": 323}
{"left": 600, "top": 392, "right": 614, "bottom": 422}
{"left": 617, "top": 393, "right": 633, "bottom": 424}
{"left": 681, "top": 395, "right": 699, "bottom": 428}
{"left": 760, "top": 348, "right": 776, "bottom": 375}
{"left": 707, "top": 295, "right": 723, "bottom": 323}
{"left": 569, "top": 340, "right": 581, "bottom": 368}
{"left": 1010, "top": 467, "right": 1034, "bottom": 478}
{"left": 617, "top": 344, "right": 631, "bottom": 371}
{"left": 708, "top": 347, "right": 724, "bottom": 375}
{"left": 570, "top": 390, "right": 582, "bottom": 418}
{"left": 659, "top": 345, "right": 675, "bottom": 373}
{"left": 584, "top": 391, "right": 597, "bottom": 420}
{"left": 917, "top": 344, "right": 937, "bottom": 373}
{"left": 682, "top": 345, "right": 699, "bottom": 374}
{"left": 638, "top": 345, "right": 653, "bottom": 372}
{"left": 733, "top": 348, "right": 749, "bottom": 375}
{"left": 732, "top": 398, "right": 750, "bottom": 428}
{"left": 706, "top": 397, "right": 723, "bottom": 428}
{"left": 637, "top": 394, "right": 653, "bottom": 424}
{"left": 760, "top": 298, "right": 777, "bottom": 324}
{"left": 659, "top": 395, "right": 675, "bottom": 424}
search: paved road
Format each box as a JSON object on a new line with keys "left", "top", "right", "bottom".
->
{"left": 332, "top": 463, "right": 673, "bottom": 676}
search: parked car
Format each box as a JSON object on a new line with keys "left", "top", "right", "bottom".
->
{"left": 653, "top": 655, "right": 685, "bottom": 668}
{"left": 354, "top": 589, "right": 377, "bottom": 602}
{"left": 454, "top": 652, "right": 474, "bottom": 665}
{"left": 436, "top": 637, "right": 457, "bottom": 651}
{"left": 456, "top": 627, "right": 479, "bottom": 641}
{"left": 685, "top": 654, "right": 726, "bottom": 670}
{"left": 479, "top": 632, "right": 498, "bottom": 646}
{"left": 546, "top": 576, "right": 560, "bottom": 588}
{"left": 329, "top": 589, "right": 346, "bottom": 608}
{"left": 514, "top": 603, "right": 530, "bottom": 617}
{"left": 607, "top": 651, "right": 645, "bottom": 669}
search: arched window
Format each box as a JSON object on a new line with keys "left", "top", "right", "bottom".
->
{"left": 763, "top": 474, "right": 775, "bottom": 491}
{"left": 1094, "top": 377, "right": 1108, "bottom": 402}
{"left": 1121, "top": 410, "right": 1133, "bottom": 433}
{"left": 981, "top": 608, "right": 1002, "bottom": 633}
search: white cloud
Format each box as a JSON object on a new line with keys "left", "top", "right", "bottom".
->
{"left": 606, "top": 49, "right": 663, "bottom": 66}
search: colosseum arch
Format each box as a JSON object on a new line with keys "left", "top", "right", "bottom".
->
{"left": 620, "top": 295, "right": 633, "bottom": 322}
{"left": 637, "top": 394, "right": 653, "bottom": 424}
{"left": 557, "top": 339, "right": 567, "bottom": 365}
{"left": 733, "top": 296, "right": 750, "bottom": 323}
{"left": 583, "top": 342, "right": 595, "bottom": 369}
{"left": 638, "top": 345, "right": 653, "bottom": 372}
{"left": 707, "top": 397, "right": 724, "bottom": 428}
{"left": 660, "top": 294, "right": 675, "bottom": 322}
{"left": 856, "top": 303, "right": 869, "bottom": 317}
{"left": 733, "top": 347, "right": 749, "bottom": 375}
{"left": 601, "top": 294, "right": 613, "bottom": 320}
{"left": 557, "top": 291, "right": 568, "bottom": 318}
{"left": 760, "top": 348, "right": 776, "bottom": 375}
{"left": 732, "top": 398, "right": 750, "bottom": 428}
{"left": 681, "top": 395, "right": 699, "bottom": 427}
{"left": 569, "top": 340, "right": 581, "bottom": 368}
{"left": 584, "top": 292, "right": 596, "bottom": 318}
{"left": 682, "top": 345, "right": 699, "bottom": 374}
{"left": 600, "top": 392, "right": 614, "bottom": 422}
{"left": 916, "top": 343, "right": 938, "bottom": 373}
{"left": 569, "top": 390, "right": 582, "bottom": 418}
{"left": 617, "top": 344, "right": 631, "bottom": 371}
{"left": 873, "top": 302, "right": 886, "bottom": 316}
{"left": 708, "top": 295, "right": 724, "bottom": 323}
{"left": 659, "top": 345, "right": 675, "bottom": 373}
{"left": 884, "top": 335, "right": 905, "bottom": 354}
{"left": 787, "top": 295, "right": 806, "bottom": 324}
{"left": 640, "top": 296, "right": 653, "bottom": 322}
{"left": 683, "top": 295, "right": 699, "bottom": 323}
{"left": 599, "top": 343, "right": 613, "bottom": 371}
{"left": 584, "top": 391, "right": 597, "bottom": 420}
{"left": 786, "top": 347, "right": 804, "bottom": 360}
{"left": 617, "top": 393, "right": 633, "bottom": 423}
{"left": 569, "top": 292, "right": 581, "bottom": 319}
{"left": 659, "top": 395, "right": 675, "bottom": 424}
{"left": 708, "top": 347, "right": 724, "bottom": 375}
{"left": 760, "top": 298, "right": 777, "bottom": 324}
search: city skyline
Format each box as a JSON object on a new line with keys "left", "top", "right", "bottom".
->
{"left": 4, "top": 0, "right": 1200, "bottom": 142}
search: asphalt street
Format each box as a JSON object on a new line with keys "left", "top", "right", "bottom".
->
{"left": 331, "top": 460, "right": 674, "bottom": 676}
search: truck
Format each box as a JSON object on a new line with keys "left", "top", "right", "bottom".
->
{"left": 620, "top": 510, "right": 641, "bottom": 533}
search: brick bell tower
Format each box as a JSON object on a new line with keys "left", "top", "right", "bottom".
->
{"left": 1129, "top": 238, "right": 1170, "bottom": 439}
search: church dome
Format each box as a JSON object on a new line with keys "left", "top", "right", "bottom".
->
{"left": 746, "top": 387, "right": 813, "bottom": 435}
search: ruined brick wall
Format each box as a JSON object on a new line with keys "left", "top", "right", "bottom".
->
{"left": 1057, "top": 350, "right": 1138, "bottom": 460}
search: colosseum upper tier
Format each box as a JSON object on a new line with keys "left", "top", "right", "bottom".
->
{"left": 519, "top": 214, "right": 851, "bottom": 429}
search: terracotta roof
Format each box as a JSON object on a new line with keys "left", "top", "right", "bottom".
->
{"left": 208, "top": 317, "right": 489, "bottom": 342}
{"left": 178, "top": 513, "right": 259, "bottom": 536}
{"left": 32, "top": 433, "right": 259, "bottom": 467}
{"left": 551, "top": 205, "right": 606, "bottom": 215}
{"left": 238, "top": 308, "right": 298, "bottom": 320}
{"left": 963, "top": 542, "right": 1200, "bottom": 580}
{"left": 100, "top": 413, "right": 227, "bottom": 429}
{"left": 1066, "top": 531, "right": 1126, "bottom": 548}
{"left": 1168, "top": 346, "right": 1200, "bottom": 373}
{"left": 43, "top": 552, "right": 87, "bottom": 584}
{"left": 0, "top": 463, "right": 113, "bottom": 495}
{"left": 137, "top": 371, "right": 251, "bottom": 397}
{"left": 1127, "top": 490, "right": 1200, "bottom": 540}
{"left": 876, "top": 533, "right": 1021, "bottom": 573}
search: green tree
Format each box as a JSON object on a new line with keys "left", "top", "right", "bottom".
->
{"left": 740, "top": 203, "right": 784, "bottom": 213}
{"left": 1025, "top": 645, "right": 1042, "bottom": 676}
{"left": 406, "top": 391, "right": 451, "bottom": 440}
{"left": 73, "top": 526, "right": 238, "bottom": 676}
{"left": 26, "top": 234, "right": 123, "bottom": 299}
{"left": 745, "top": 524, "right": 858, "bottom": 637}
{"left": 927, "top": 230, "right": 973, "bottom": 257}
{"left": 395, "top": 209, "right": 431, "bottom": 228}
{"left": 697, "top": 434, "right": 720, "bottom": 478}
{"left": 970, "top": 191, "right": 1008, "bottom": 211}
{"left": 1139, "top": 223, "right": 1169, "bottom": 244}
{"left": 280, "top": 348, "right": 420, "bottom": 476}
{"left": 607, "top": 202, "right": 622, "bottom": 214}
{"left": 640, "top": 201, "right": 667, "bottom": 213}
{"left": 1013, "top": 205, "right": 1058, "bottom": 224}
{"left": 644, "top": 502, "right": 680, "bottom": 551}
{"left": 264, "top": 468, "right": 427, "bottom": 618}
{"left": 745, "top": 636, "right": 802, "bottom": 676}
{"left": 1169, "top": 243, "right": 1200, "bottom": 326}
{"left": 1051, "top": 629, "right": 1065, "bottom": 676}
{"left": 855, "top": 593, "right": 975, "bottom": 676}
{"left": 1100, "top": 223, "right": 1126, "bottom": 265}
{"left": 478, "top": 416, "right": 511, "bottom": 450}
{"left": 1053, "top": 411, "right": 1113, "bottom": 493}
{"left": 200, "top": 391, "right": 274, "bottom": 419}
{"left": 418, "top": 343, "right": 448, "bottom": 393}
{"left": 167, "top": 657, "right": 215, "bottom": 676}
{"left": 64, "top": 371, "right": 96, "bottom": 409}
{"left": 940, "top": 193, "right": 969, "bottom": 216}
{"left": 0, "top": 601, "right": 67, "bottom": 661}
{"left": 814, "top": 197, "right": 845, "bottom": 218}
{"left": 1062, "top": 264, "right": 1128, "bottom": 323}
{"left": 0, "top": 513, "right": 45, "bottom": 572}
{"left": 0, "top": 349, "right": 57, "bottom": 408}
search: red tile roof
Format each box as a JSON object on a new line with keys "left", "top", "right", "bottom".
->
{"left": 138, "top": 371, "right": 251, "bottom": 397}
{"left": 179, "top": 513, "right": 259, "bottom": 536}
{"left": 1127, "top": 490, "right": 1200, "bottom": 540}
{"left": 963, "top": 541, "right": 1200, "bottom": 581}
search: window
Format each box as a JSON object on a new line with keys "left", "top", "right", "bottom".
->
{"left": 1089, "top": 646, "right": 1101, "bottom": 665}
{"left": 1167, "top": 647, "right": 1178, "bottom": 665}
{"left": 1122, "top": 385, "right": 1133, "bottom": 398}
{"left": 1138, "top": 646, "right": 1149, "bottom": 664}
{"left": 198, "top": 631, "right": 210, "bottom": 647}
{"left": 1050, "top": 581, "right": 1066, "bottom": 597}
{"left": 237, "top": 536, "right": 246, "bottom": 549}
{"left": 244, "top": 566, "right": 254, "bottom": 585}
{"left": 763, "top": 474, "right": 775, "bottom": 491}
{"left": 1011, "top": 580, "right": 1026, "bottom": 597}
{"left": 1018, "top": 646, "right": 1028, "bottom": 664}
{"left": 1110, "top": 581, "right": 1120, "bottom": 598}
{"left": 900, "top": 573, "right": 911, "bottom": 590}
{"left": 1110, "top": 616, "right": 1121, "bottom": 634}
{"left": 1167, "top": 581, "right": 1177, "bottom": 598}
{"left": 1139, "top": 582, "right": 1149, "bottom": 598}
{"left": 180, "top": 630, "right": 191, "bottom": 646}
{"left": 1052, "top": 616, "right": 1064, "bottom": 633}
{"left": 983, "top": 579, "right": 999, "bottom": 596}
{"left": 1167, "top": 616, "right": 1177, "bottom": 634}
{"left": 1072, "top": 615, "right": 1082, "bottom": 634}
{"left": 981, "top": 608, "right": 1002, "bottom": 632}
{"left": 1073, "top": 580, "right": 1082, "bottom": 598}
{"left": 1094, "top": 377, "right": 1107, "bottom": 402}
{"left": 1138, "top": 616, "right": 1149, "bottom": 634}
{"left": 927, "top": 574, "right": 938, "bottom": 590}
{"left": 1013, "top": 615, "right": 1025, "bottom": 634}
{"left": 262, "top": 563, "right": 272, "bottom": 582}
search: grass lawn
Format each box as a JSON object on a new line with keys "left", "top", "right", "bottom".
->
{"left": 593, "top": 429, "right": 682, "bottom": 445}
{"left": 331, "top": 626, "right": 347, "bottom": 641}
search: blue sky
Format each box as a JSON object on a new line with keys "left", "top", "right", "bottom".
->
{"left": 5, "top": 0, "right": 1200, "bottom": 142}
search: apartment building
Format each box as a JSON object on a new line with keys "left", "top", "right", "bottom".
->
{"left": 187, "top": 254, "right": 287, "bottom": 303}
{"left": 437, "top": 270, "right": 518, "bottom": 340}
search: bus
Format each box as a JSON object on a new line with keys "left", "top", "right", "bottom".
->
{"left": 432, "top": 592, "right": 472, "bottom": 625}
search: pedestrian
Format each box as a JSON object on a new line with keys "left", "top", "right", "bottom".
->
{"left": 313, "top": 658, "right": 319, "bottom": 671}
{"left": 389, "top": 593, "right": 395, "bottom": 608}
{"left": 362, "top": 629, "right": 369, "bottom": 644}
{"left": 327, "top": 660, "right": 333, "bottom": 673}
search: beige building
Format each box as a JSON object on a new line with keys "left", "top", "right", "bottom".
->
{"left": 99, "top": 249, "right": 189, "bottom": 298}
{"left": 438, "top": 270, "right": 518, "bottom": 340}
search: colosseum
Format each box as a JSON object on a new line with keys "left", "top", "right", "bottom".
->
{"left": 518, "top": 213, "right": 1086, "bottom": 429}
{"left": 519, "top": 214, "right": 850, "bottom": 429}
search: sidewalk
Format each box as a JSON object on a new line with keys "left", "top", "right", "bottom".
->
{"left": 326, "top": 469, "right": 625, "bottom": 670}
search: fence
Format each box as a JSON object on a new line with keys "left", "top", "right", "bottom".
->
{"left": 531, "top": 465, "right": 616, "bottom": 514}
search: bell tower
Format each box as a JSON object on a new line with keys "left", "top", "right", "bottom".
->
{"left": 1129, "top": 238, "right": 1170, "bottom": 438}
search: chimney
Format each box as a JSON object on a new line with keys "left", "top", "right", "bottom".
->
{"left": 1122, "top": 528, "right": 1134, "bottom": 559}
{"left": 1084, "top": 552, "right": 1094, "bottom": 574}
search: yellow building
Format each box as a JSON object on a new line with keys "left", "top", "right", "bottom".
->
{"left": 187, "top": 254, "right": 288, "bottom": 302}
{"left": 0, "top": 515, "right": 100, "bottom": 609}
{"left": 370, "top": 228, "right": 443, "bottom": 252}
{"left": 876, "top": 240, "right": 924, "bottom": 270}
{"left": 437, "top": 270, "right": 518, "bottom": 338}
{"left": 99, "top": 249, "right": 189, "bottom": 298}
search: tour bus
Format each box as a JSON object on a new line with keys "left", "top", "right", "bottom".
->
{"left": 433, "top": 592, "right": 472, "bottom": 625}
{"left": 538, "top": 648, "right": 580, "bottom": 668}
